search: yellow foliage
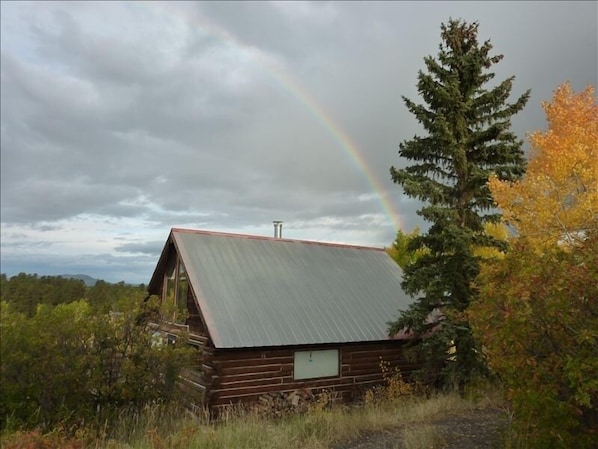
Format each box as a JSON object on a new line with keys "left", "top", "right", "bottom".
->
{"left": 473, "top": 222, "right": 509, "bottom": 260}
{"left": 364, "top": 358, "right": 413, "bottom": 404}
{"left": 489, "top": 82, "right": 598, "bottom": 249}
{"left": 386, "top": 227, "right": 428, "bottom": 269}
{"left": 307, "top": 389, "right": 334, "bottom": 414}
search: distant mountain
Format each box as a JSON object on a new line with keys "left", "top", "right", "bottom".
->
{"left": 60, "top": 274, "right": 99, "bottom": 287}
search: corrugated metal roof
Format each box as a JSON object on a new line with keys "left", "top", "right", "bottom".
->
{"left": 163, "top": 228, "right": 412, "bottom": 349}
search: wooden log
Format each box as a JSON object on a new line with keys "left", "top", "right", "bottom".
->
{"left": 218, "top": 363, "right": 292, "bottom": 377}
{"left": 212, "top": 359, "right": 291, "bottom": 372}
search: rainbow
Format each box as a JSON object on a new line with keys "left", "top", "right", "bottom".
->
{"left": 140, "top": 2, "right": 404, "bottom": 233}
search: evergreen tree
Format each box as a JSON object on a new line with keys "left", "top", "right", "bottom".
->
{"left": 388, "top": 19, "right": 530, "bottom": 389}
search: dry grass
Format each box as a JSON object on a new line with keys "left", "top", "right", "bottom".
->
{"left": 401, "top": 424, "right": 446, "bottom": 449}
{"left": 110, "top": 392, "right": 492, "bottom": 449}
{"left": 1, "top": 381, "right": 506, "bottom": 449}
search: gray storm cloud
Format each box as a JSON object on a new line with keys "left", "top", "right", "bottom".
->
{"left": 1, "top": 1, "right": 596, "bottom": 283}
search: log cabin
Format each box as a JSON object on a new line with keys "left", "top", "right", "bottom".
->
{"left": 146, "top": 226, "right": 418, "bottom": 412}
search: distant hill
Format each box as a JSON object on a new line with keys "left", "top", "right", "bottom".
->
{"left": 60, "top": 274, "right": 99, "bottom": 287}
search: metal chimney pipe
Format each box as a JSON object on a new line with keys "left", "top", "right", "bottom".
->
{"left": 273, "top": 221, "right": 283, "bottom": 238}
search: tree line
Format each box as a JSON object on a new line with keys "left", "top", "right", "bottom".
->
{"left": 0, "top": 273, "right": 147, "bottom": 316}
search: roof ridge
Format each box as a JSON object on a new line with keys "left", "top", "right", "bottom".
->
{"left": 170, "top": 227, "right": 385, "bottom": 251}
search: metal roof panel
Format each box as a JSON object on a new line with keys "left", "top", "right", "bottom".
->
{"left": 169, "top": 229, "right": 412, "bottom": 348}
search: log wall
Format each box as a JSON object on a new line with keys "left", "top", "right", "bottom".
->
{"left": 204, "top": 341, "right": 418, "bottom": 409}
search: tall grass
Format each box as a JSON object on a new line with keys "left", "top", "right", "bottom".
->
{"left": 112, "top": 393, "right": 477, "bottom": 449}
{"left": 1, "top": 383, "right": 506, "bottom": 449}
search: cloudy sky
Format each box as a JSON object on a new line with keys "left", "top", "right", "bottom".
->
{"left": 1, "top": 1, "right": 596, "bottom": 284}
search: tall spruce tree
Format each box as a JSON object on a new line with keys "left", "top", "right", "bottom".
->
{"left": 388, "top": 19, "right": 530, "bottom": 389}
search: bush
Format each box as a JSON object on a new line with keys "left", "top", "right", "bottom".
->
{"left": 0, "top": 299, "right": 194, "bottom": 432}
{"left": 470, "top": 232, "right": 598, "bottom": 447}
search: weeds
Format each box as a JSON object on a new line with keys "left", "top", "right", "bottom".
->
{"left": 0, "top": 393, "right": 498, "bottom": 449}
{"left": 0, "top": 428, "right": 89, "bottom": 449}
{"left": 1, "top": 379, "right": 508, "bottom": 449}
{"left": 364, "top": 358, "right": 415, "bottom": 405}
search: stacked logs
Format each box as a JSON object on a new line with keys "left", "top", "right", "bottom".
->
{"left": 252, "top": 388, "right": 339, "bottom": 417}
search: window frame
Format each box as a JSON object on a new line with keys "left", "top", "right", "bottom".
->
{"left": 293, "top": 348, "right": 340, "bottom": 381}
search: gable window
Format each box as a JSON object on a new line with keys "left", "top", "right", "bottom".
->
{"left": 293, "top": 349, "right": 340, "bottom": 380}
{"left": 164, "top": 257, "right": 176, "bottom": 306}
{"left": 162, "top": 255, "right": 188, "bottom": 324}
{"left": 176, "top": 260, "right": 188, "bottom": 312}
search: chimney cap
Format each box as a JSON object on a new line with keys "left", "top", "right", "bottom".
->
{"left": 273, "top": 221, "right": 283, "bottom": 238}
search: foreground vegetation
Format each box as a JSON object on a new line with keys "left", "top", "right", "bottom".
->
{"left": 0, "top": 278, "right": 194, "bottom": 433}
{"left": 1, "top": 385, "right": 507, "bottom": 449}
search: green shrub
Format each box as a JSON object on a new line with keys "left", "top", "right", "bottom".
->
{"left": 0, "top": 299, "right": 194, "bottom": 432}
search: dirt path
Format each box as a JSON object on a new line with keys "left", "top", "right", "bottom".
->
{"left": 334, "top": 407, "right": 509, "bottom": 449}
